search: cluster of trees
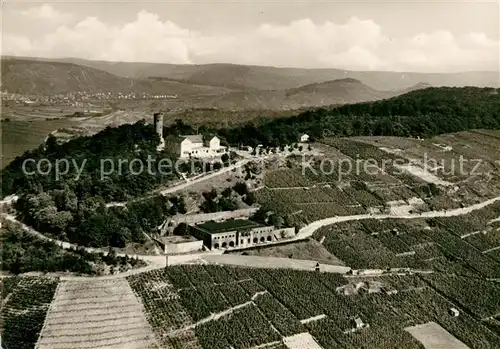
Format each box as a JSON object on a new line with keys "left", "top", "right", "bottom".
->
{"left": 250, "top": 204, "right": 294, "bottom": 229}
{"left": 0, "top": 224, "right": 145, "bottom": 275}
{"left": 200, "top": 183, "right": 257, "bottom": 213}
{"left": 2, "top": 121, "right": 171, "bottom": 200}
{"left": 216, "top": 87, "right": 500, "bottom": 147}
{"left": 2, "top": 120, "right": 238, "bottom": 203}
{"left": 1, "top": 120, "right": 219, "bottom": 248}
{"left": 14, "top": 189, "right": 186, "bottom": 247}
{"left": 200, "top": 188, "right": 238, "bottom": 213}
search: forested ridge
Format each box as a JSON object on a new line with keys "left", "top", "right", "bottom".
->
{"left": 1, "top": 121, "right": 189, "bottom": 247}
{"left": 1, "top": 86, "right": 498, "bottom": 249}
{"left": 218, "top": 87, "right": 500, "bottom": 147}
{"left": 2, "top": 120, "right": 169, "bottom": 200}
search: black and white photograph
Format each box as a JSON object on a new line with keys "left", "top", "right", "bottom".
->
{"left": 1, "top": 1, "right": 499, "bottom": 348}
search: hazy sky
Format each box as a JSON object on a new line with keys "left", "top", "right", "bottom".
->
{"left": 2, "top": 0, "right": 499, "bottom": 72}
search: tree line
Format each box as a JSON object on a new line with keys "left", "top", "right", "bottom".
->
{"left": 1, "top": 223, "right": 145, "bottom": 275}
{"left": 216, "top": 87, "right": 500, "bottom": 147}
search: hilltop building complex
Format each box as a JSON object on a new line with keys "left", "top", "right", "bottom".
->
{"left": 165, "top": 134, "right": 227, "bottom": 158}
{"left": 189, "top": 219, "right": 295, "bottom": 250}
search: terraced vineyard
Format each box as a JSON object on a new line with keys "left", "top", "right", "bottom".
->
{"left": 1, "top": 276, "right": 58, "bottom": 349}
{"left": 36, "top": 278, "right": 158, "bottom": 349}
{"left": 4, "top": 260, "right": 500, "bottom": 349}
{"left": 126, "top": 265, "right": 500, "bottom": 349}
{"left": 259, "top": 131, "right": 500, "bottom": 223}
{"left": 313, "top": 201, "right": 500, "bottom": 272}
{"left": 127, "top": 269, "right": 201, "bottom": 349}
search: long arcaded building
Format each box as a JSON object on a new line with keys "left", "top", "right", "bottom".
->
{"left": 189, "top": 219, "right": 295, "bottom": 250}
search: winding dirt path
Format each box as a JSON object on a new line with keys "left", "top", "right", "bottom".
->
{"left": 105, "top": 159, "right": 251, "bottom": 207}
{"left": 297, "top": 196, "right": 500, "bottom": 239}
{"left": 3, "top": 195, "right": 500, "bottom": 279}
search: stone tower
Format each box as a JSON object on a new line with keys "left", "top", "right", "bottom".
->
{"left": 153, "top": 112, "right": 163, "bottom": 138}
{"left": 154, "top": 112, "right": 165, "bottom": 151}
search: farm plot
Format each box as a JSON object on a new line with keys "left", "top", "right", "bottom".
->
{"left": 353, "top": 132, "right": 500, "bottom": 203}
{"left": 203, "top": 264, "right": 238, "bottom": 284}
{"left": 351, "top": 136, "right": 424, "bottom": 152}
{"left": 420, "top": 273, "right": 500, "bottom": 319}
{"left": 263, "top": 168, "right": 316, "bottom": 188}
{"left": 254, "top": 293, "right": 305, "bottom": 336}
{"left": 313, "top": 202, "right": 500, "bottom": 273}
{"left": 271, "top": 186, "right": 354, "bottom": 204}
{"left": 129, "top": 265, "right": 295, "bottom": 349}
{"left": 463, "top": 229, "right": 500, "bottom": 252}
{"left": 362, "top": 219, "right": 431, "bottom": 254}
{"left": 195, "top": 304, "right": 281, "bottom": 349}
{"left": 283, "top": 332, "right": 322, "bottom": 349}
{"left": 368, "top": 182, "right": 418, "bottom": 202}
{"left": 429, "top": 211, "right": 499, "bottom": 237}
{"left": 486, "top": 248, "right": 500, "bottom": 263}
{"left": 243, "top": 268, "right": 353, "bottom": 321}
{"left": 342, "top": 186, "right": 384, "bottom": 208}
{"left": 313, "top": 223, "right": 407, "bottom": 269}
{"left": 1, "top": 277, "right": 58, "bottom": 349}
{"left": 322, "top": 138, "right": 407, "bottom": 165}
{"left": 428, "top": 229, "right": 500, "bottom": 278}
{"left": 347, "top": 287, "right": 500, "bottom": 349}
{"left": 156, "top": 265, "right": 500, "bottom": 349}
{"left": 37, "top": 278, "right": 158, "bottom": 349}
{"left": 127, "top": 269, "right": 201, "bottom": 349}
{"left": 299, "top": 203, "right": 366, "bottom": 222}
{"left": 2, "top": 105, "right": 90, "bottom": 121}
{"left": 256, "top": 188, "right": 301, "bottom": 216}
{"left": 257, "top": 185, "right": 366, "bottom": 222}
{"left": 405, "top": 322, "right": 470, "bottom": 349}
{"left": 217, "top": 282, "right": 251, "bottom": 306}
{"left": 376, "top": 231, "right": 414, "bottom": 254}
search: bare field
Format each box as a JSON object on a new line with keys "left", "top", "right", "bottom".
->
{"left": 405, "top": 322, "right": 470, "bottom": 349}
{"left": 2, "top": 104, "right": 97, "bottom": 121}
{"left": 283, "top": 332, "right": 323, "bottom": 349}
{"left": 76, "top": 110, "right": 149, "bottom": 132}
{"left": 36, "top": 278, "right": 158, "bottom": 349}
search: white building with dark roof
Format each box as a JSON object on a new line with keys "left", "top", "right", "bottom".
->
{"left": 165, "top": 134, "right": 227, "bottom": 158}
{"left": 300, "top": 134, "right": 310, "bottom": 142}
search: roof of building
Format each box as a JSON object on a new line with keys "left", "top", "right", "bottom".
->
{"left": 193, "top": 219, "right": 265, "bottom": 234}
{"left": 181, "top": 135, "right": 203, "bottom": 143}
{"left": 354, "top": 317, "right": 364, "bottom": 326}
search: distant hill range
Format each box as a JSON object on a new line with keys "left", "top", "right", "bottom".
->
{"left": 1, "top": 56, "right": 498, "bottom": 110}
{"left": 44, "top": 57, "right": 499, "bottom": 90}
{"left": 187, "top": 78, "right": 396, "bottom": 110}
{"left": 0, "top": 58, "right": 233, "bottom": 96}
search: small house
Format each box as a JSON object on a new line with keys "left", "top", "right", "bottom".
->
{"left": 449, "top": 308, "right": 460, "bottom": 317}
{"left": 300, "top": 134, "right": 310, "bottom": 142}
{"left": 353, "top": 316, "right": 366, "bottom": 330}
